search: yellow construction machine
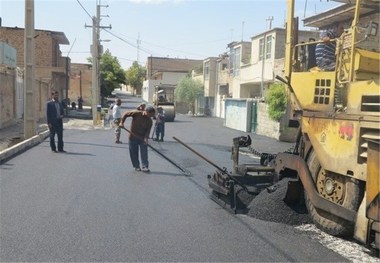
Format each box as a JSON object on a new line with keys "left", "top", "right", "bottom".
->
{"left": 275, "top": 0, "right": 380, "bottom": 249}
{"left": 202, "top": 0, "right": 379, "bottom": 250}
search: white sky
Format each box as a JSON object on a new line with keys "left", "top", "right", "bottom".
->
{"left": 0, "top": 0, "right": 340, "bottom": 69}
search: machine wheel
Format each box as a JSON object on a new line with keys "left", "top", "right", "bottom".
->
{"left": 305, "top": 149, "right": 362, "bottom": 237}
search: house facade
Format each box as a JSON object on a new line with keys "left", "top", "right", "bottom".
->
{"left": 0, "top": 26, "right": 69, "bottom": 129}
{"left": 202, "top": 55, "right": 230, "bottom": 118}
{"left": 69, "top": 63, "right": 92, "bottom": 107}
{"left": 142, "top": 57, "right": 203, "bottom": 105}
{"left": 235, "top": 28, "right": 320, "bottom": 99}
{"left": 0, "top": 26, "right": 70, "bottom": 102}
{"left": 199, "top": 28, "right": 320, "bottom": 140}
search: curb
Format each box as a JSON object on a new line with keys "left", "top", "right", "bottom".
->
{"left": 0, "top": 129, "right": 50, "bottom": 164}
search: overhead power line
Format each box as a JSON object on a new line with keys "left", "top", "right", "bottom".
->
{"left": 105, "top": 29, "right": 211, "bottom": 59}
{"left": 103, "top": 29, "right": 154, "bottom": 55}
{"left": 76, "top": 0, "right": 93, "bottom": 20}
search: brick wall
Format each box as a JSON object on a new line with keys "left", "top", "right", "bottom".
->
{"left": 0, "top": 28, "right": 24, "bottom": 67}
{"left": 255, "top": 101, "right": 298, "bottom": 142}
{"left": 255, "top": 102, "right": 280, "bottom": 139}
{"left": 0, "top": 27, "right": 68, "bottom": 97}
{"left": 0, "top": 68, "right": 15, "bottom": 128}
{"left": 0, "top": 66, "right": 49, "bottom": 129}
{"left": 0, "top": 28, "right": 56, "bottom": 67}
{"left": 69, "top": 63, "right": 92, "bottom": 106}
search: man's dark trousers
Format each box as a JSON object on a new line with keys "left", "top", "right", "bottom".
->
{"left": 50, "top": 120, "right": 64, "bottom": 151}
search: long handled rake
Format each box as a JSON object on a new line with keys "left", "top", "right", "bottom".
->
{"left": 120, "top": 126, "right": 190, "bottom": 176}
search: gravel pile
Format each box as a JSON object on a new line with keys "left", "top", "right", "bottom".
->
{"left": 246, "top": 178, "right": 313, "bottom": 226}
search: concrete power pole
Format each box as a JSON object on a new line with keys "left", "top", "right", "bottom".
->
{"left": 86, "top": 2, "right": 111, "bottom": 125}
{"left": 24, "top": 0, "right": 36, "bottom": 139}
{"left": 91, "top": 15, "right": 99, "bottom": 125}
{"left": 266, "top": 16, "right": 274, "bottom": 30}
{"left": 137, "top": 32, "right": 141, "bottom": 64}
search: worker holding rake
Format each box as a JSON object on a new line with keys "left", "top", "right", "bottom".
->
{"left": 119, "top": 106, "right": 156, "bottom": 172}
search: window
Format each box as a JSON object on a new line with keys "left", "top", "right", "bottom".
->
{"left": 204, "top": 61, "right": 210, "bottom": 80}
{"left": 266, "top": 35, "right": 272, "bottom": 59}
{"left": 259, "top": 35, "right": 273, "bottom": 61}
{"left": 229, "top": 48, "right": 235, "bottom": 74}
{"left": 259, "top": 38, "right": 264, "bottom": 61}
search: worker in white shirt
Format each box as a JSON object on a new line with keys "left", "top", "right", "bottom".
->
{"left": 112, "top": 98, "right": 123, "bottom": 144}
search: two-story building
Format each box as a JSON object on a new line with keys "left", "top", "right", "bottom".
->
{"left": 142, "top": 56, "right": 203, "bottom": 105}
{"left": 232, "top": 28, "right": 320, "bottom": 99}
{"left": 0, "top": 26, "right": 69, "bottom": 128}
{"left": 199, "top": 28, "right": 320, "bottom": 140}
{"left": 0, "top": 26, "right": 70, "bottom": 96}
{"left": 202, "top": 54, "right": 230, "bottom": 118}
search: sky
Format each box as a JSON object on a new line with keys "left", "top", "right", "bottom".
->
{"left": 0, "top": 0, "right": 341, "bottom": 70}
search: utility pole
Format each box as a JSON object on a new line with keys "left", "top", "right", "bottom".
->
{"left": 266, "top": 16, "right": 274, "bottom": 30}
{"left": 85, "top": 1, "right": 111, "bottom": 125}
{"left": 91, "top": 14, "right": 99, "bottom": 125}
{"left": 137, "top": 32, "right": 141, "bottom": 64}
{"left": 24, "top": 0, "right": 36, "bottom": 139}
{"left": 241, "top": 21, "right": 245, "bottom": 41}
{"left": 260, "top": 16, "right": 274, "bottom": 97}
{"left": 65, "top": 38, "right": 76, "bottom": 116}
{"left": 79, "top": 70, "right": 82, "bottom": 98}
{"left": 65, "top": 56, "right": 69, "bottom": 116}
{"left": 260, "top": 31, "right": 266, "bottom": 98}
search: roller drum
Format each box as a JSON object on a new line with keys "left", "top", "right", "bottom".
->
{"left": 158, "top": 104, "right": 175, "bottom": 122}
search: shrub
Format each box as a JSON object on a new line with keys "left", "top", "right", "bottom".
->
{"left": 266, "top": 83, "right": 288, "bottom": 121}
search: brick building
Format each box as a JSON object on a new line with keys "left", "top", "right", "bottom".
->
{"left": 69, "top": 63, "right": 92, "bottom": 108}
{"left": 0, "top": 26, "right": 70, "bottom": 101}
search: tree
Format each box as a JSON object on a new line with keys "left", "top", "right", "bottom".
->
{"left": 98, "top": 49, "right": 126, "bottom": 98}
{"left": 175, "top": 76, "right": 203, "bottom": 114}
{"left": 125, "top": 61, "right": 146, "bottom": 95}
{"left": 265, "top": 82, "right": 288, "bottom": 121}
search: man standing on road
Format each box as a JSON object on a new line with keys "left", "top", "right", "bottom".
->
{"left": 153, "top": 107, "right": 165, "bottom": 142}
{"left": 112, "top": 98, "right": 123, "bottom": 144}
{"left": 119, "top": 106, "right": 156, "bottom": 172}
{"left": 47, "top": 90, "right": 65, "bottom": 153}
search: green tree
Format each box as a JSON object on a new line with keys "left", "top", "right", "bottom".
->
{"left": 99, "top": 49, "right": 126, "bottom": 98}
{"left": 175, "top": 76, "right": 203, "bottom": 113}
{"left": 265, "top": 82, "right": 288, "bottom": 121}
{"left": 125, "top": 61, "right": 146, "bottom": 95}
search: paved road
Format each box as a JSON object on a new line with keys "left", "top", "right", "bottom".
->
{"left": 0, "top": 94, "right": 374, "bottom": 262}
